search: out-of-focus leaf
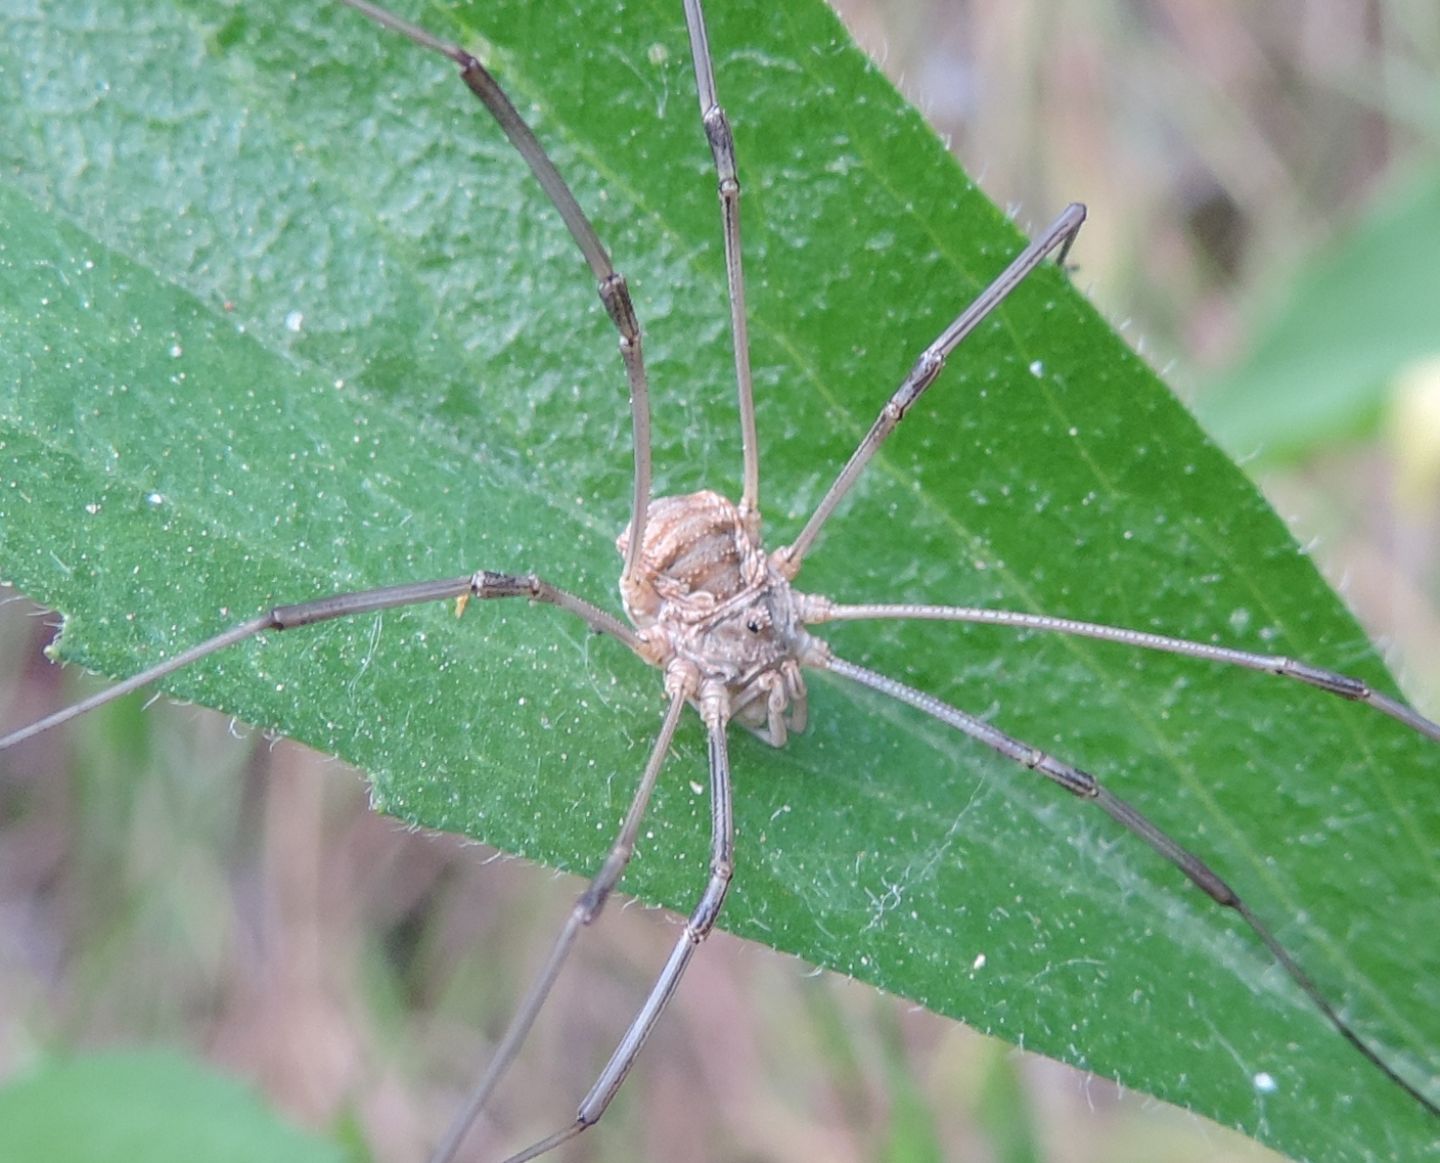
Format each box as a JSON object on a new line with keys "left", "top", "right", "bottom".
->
{"left": 0, "top": 1053, "right": 348, "bottom": 1163}
{"left": 1200, "top": 166, "right": 1440, "bottom": 463}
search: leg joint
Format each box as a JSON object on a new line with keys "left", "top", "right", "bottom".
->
{"left": 471, "top": 570, "right": 539, "bottom": 599}
{"left": 598, "top": 273, "right": 640, "bottom": 342}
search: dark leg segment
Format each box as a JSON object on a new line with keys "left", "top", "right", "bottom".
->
{"left": 338, "top": 0, "right": 657, "bottom": 586}
{"left": 780, "top": 203, "right": 1086, "bottom": 575}
{"left": 428, "top": 680, "right": 693, "bottom": 1163}
{"left": 496, "top": 693, "right": 736, "bottom": 1163}
{"left": 783, "top": 204, "right": 1082, "bottom": 575}
{"left": 1, "top": 571, "right": 644, "bottom": 752}
{"left": 824, "top": 652, "right": 1440, "bottom": 1118}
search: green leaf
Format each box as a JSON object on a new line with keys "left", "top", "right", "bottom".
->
{"left": 1199, "top": 166, "right": 1440, "bottom": 463}
{"left": 0, "top": 3, "right": 1435, "bottom": 1162}
{"left": 0, "top": 1052, "right": 348, "bottom": 1163}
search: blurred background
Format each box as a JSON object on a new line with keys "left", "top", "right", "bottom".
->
{"left": 3, "top": 1, "right": 1438, "bottom": 1161}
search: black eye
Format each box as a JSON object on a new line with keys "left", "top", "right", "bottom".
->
{"left": 747, "top": 619, "right": 761, "bottom": 633}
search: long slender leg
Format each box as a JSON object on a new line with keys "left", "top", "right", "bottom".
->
{"left": 823, "top": 652, "right": 1440, "bottom": 1118}
{"left": 497, "top": 689, "right": 736, "bottom": 1163}
{"left": 805, "top": 599, "right": 1440, "bottom": 740}
{"left": 428, "top": 676, "right": 693, "bottom": 1163}
{"left": 338, "top": 0, "right": 656, "bottom": 585}
{"left": 681, "top": 0, "right": 760, "bottom": 526}
{"left": 0, "top": 571, "right": 645, "bottom": 751}
{"left": 778, "top": 203, "right": 1086, "bottom": 577}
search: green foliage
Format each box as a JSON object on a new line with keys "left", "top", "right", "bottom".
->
{"left": 1201, "top": 166, "right": 1440, "bottom": 462}
{"left": 0, "top": 2, "right": 1435, "bottom": 1160}
{"left": 0, "top": 1052, "right": 348, "bottom": 1163}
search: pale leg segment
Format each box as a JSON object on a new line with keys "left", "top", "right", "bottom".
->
{"left": 681, "top": 0, "right": 760, "bottom": 525}
{"left": 808, "top": 599, "right": 1440, "bottom": 740}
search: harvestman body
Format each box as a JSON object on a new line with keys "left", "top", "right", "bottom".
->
{"left": 3, "top": 0, "right": 1439, "bottom": 1160}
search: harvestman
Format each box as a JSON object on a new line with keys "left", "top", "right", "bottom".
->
{"left": 3, "top": 0, "right": 1439, "bottom": 1160}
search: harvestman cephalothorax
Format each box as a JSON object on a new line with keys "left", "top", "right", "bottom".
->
{"left": 1, "top": 0, "right": 1438, "bottom": 1159}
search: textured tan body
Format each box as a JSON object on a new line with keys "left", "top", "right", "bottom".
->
{"left": 618, "top": 490, "right": 823, "bottom": 744}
